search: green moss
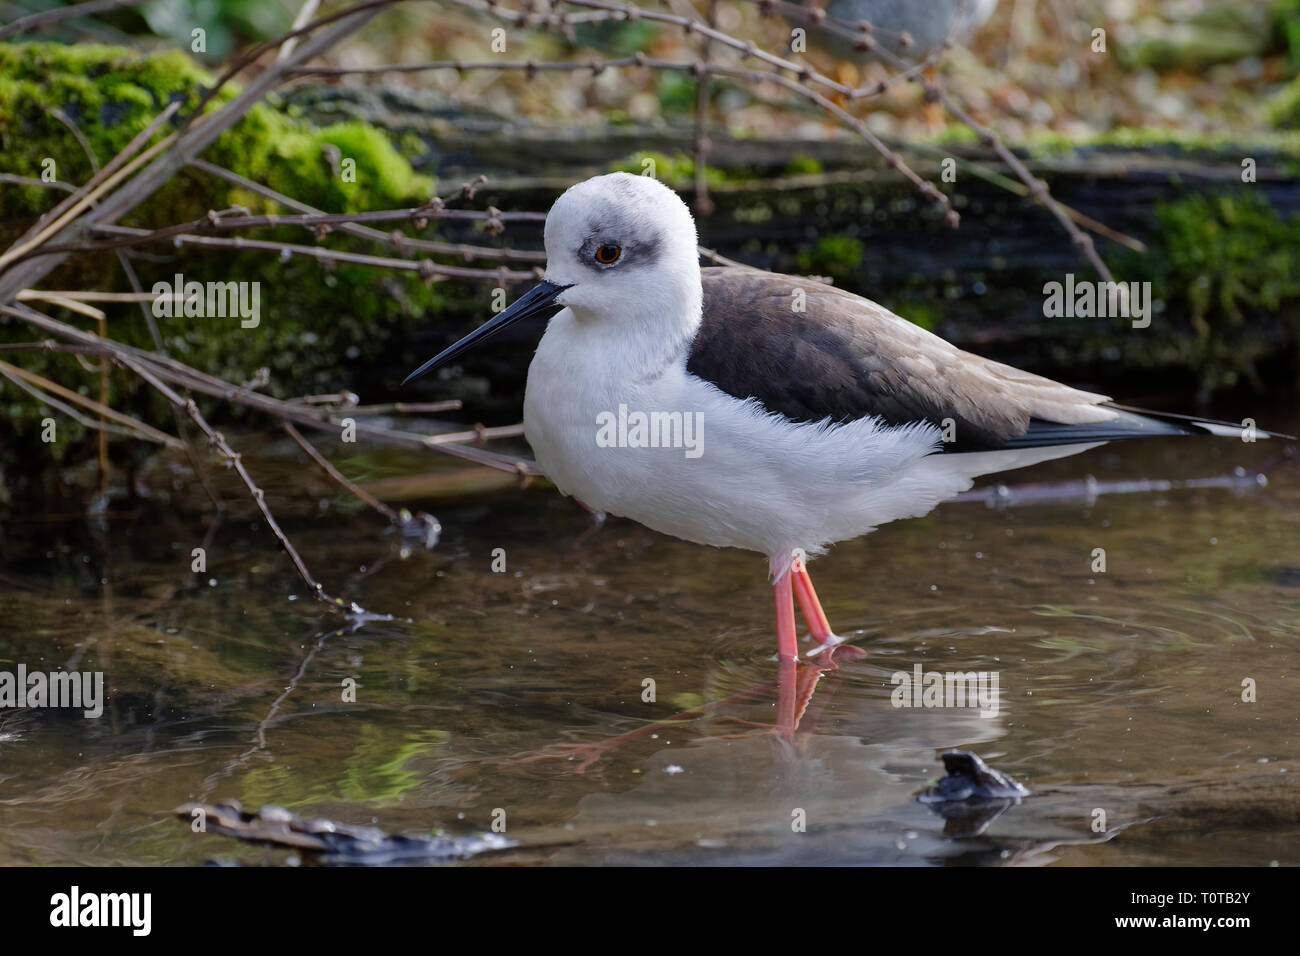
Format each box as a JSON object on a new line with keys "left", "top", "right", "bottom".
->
{"left": 313, "top": 122, "right": 428, "bottom": 208}
{"left": 1117, "top": 190, "right": 1300, "bottom": 394}
{"left": 574, "top": 20, "right": 660, "bottom": 58}
{"left": 1119, "top": 6, "right": 1275, "bottom": 71}
{"left": 1266, "top": 75, "right": 1300, "bottom": 128}
{"left": 886, "top": 297, "right": 940, "bottom": 332}
{"left": 0, "top": 42, "right": 458, "bottom": 473}
{"left": 1272, "top": 0, "right": 1300, "bottom": 66}
{"left": 782, "top": 155, "right": 823, "bottom": 176}
{"left": 0, "top": 42, "right": 433, "bottom": 220}
{"left": 655, "top": 71, "right": 700, "bottom": 113}
{"left": 795, "top": 235, "right": 864, "bottom": 282}
{"left": 609, "top": 151, "right": 730, "bottom": 188}
{"left": 932, "top": 123, "right": 981, "bottom": 147}
{"left": 1020, "top": 124, "right": 1300, "bottom": 158}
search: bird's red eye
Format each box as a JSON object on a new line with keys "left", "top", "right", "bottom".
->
{"left": 594, "top": 244, "right": 622, "bottom": 264}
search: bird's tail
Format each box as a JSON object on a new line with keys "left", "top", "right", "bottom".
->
{"left": 994, "top": 404, "right": 1294, "bottom": 449}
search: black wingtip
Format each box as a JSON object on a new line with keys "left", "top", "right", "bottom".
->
{"left": 1104, "top": 403, "right": 1295, "bottom": 441}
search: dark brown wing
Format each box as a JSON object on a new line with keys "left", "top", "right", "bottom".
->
{"left": 687, "top": 267, "right": 1118, "bottom": 450}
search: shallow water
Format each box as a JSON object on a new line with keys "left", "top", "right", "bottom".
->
{"left": 0, "top": 400, "right": 1297, "bottom": 866}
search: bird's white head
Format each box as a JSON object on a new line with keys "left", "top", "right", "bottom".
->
{"left": 402, "top": 172, "right": 703, "bottom": 385}
{"left": 541, "top": 172, "right": 701, "bottom": 324}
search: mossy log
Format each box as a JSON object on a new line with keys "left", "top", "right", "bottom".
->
{"left": 310, "top": 80, "right": 1299, "bottom": 404}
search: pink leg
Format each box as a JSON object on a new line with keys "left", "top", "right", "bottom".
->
{"left": 510, "top": 562, "right": 857, "bottom": 771}
{"left": 790, "top": 552, "right": 835, "bottom": 646}
{"left": 792, "top": 552, "right": 866, "bottom": 663}
{"left": 774, "top": 565, "right": 798, "bottom": 663}
{"left": 774, "top": 566, "right": 800, "bottom": 739}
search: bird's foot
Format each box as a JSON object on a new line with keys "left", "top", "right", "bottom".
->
{"left": 807, "top": 640, "right": 868, "bottom": 666}
{"left": 805, "top": 631, "right": 847, "bottom": 658}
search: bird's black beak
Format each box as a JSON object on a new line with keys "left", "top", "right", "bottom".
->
{"left": 401, "top": 279, "right": 571, "bottom": 385}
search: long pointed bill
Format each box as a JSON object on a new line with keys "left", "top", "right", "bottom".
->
{"left": 402, "top": 280, "right": 571, "bottom": 385}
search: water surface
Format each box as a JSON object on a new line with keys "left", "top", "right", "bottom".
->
{"left": 1, "top": 401, "right": 1296, "bottom": 865}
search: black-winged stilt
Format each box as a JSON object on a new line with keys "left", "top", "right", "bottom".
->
{"left": 404, "top": 172, "right": 1280, "bottom": 668}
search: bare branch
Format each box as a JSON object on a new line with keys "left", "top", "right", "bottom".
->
{"left": 79, "top": 224, "right": 541, "bottom": 283}
{"left": 285, "top": 420, "right": 425, "bottom": 530}
{"left": 114, "top": 350, "right": 373, "bottom": 613}
{"left": 189, "top": 159, "right": 547, "bottom": 264}
{"left": 0, "top": 173, "right": 77, "bottom": 193}
{"left": 0, "top": 358, "right": 182, "bottom": 448}
{"left": 1, "top": 303, "right": 545, "bottom": 476}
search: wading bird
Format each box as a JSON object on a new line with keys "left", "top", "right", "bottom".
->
{"left": 404, "top": 173, "right": 1277, "bottom": 667}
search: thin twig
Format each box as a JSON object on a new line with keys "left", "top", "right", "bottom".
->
{"left": 47, "top": 107, "right": 102, "bottom": 174}
{"left": 115, "top": 238, "right": 228, "bottom": 511}
{"left": 278, "top": 0, "right": 323, "bottom": 63}
{"left": 0, "top": 359, "right": 181, "bottom": 447}
{"left": 78, "top": 225, "right": 541, "bottom": 283}
{"left": 191, "top": 158, "right": 737, "bottom": 266}
{"left": 0, "top": 0, "right": 142, "bottom": 41}
{"left": 283, "top": 421, "right": 404, "bottom": 524}
{"left": 1, "top": 303, "right": 545, "bottom": 476}
{"left": 0, "top": 173, "right": 77, "bottom": 193}
{"left": 113, "top": 352, "right": 370, "bottom": 613}
{"left": 0, "top": 341, "right": 107, "bottom": 356}
{"left": 692, "top": 0, "right": 721, "bottom": 217}
{"left": 341, "top": 401, "right": 464, "bottom": 415}
{"left": 17, "top": 289, "right": 179, "bottom": 304}
{"left": 15, "top": 291, "right": 106, "bottom": 320}
{"left": 188, "top": 159, "right": 547, "bottom": 264}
